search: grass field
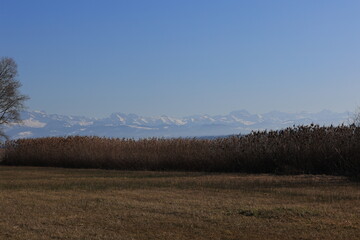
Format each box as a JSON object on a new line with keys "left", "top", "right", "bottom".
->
{"left": 1, "top": 167, "right": 360, "bottom": 239}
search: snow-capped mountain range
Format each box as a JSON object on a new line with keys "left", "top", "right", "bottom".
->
{"left": 4, "top": 110, "right": 352, "bottom": 139}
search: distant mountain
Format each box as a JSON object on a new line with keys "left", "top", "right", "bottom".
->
{"left": 4, "top": 110, "right": 352, "bottom": 139}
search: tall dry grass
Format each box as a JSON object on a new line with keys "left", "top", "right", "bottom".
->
{"left": 2, "top": 124, "right": 360, "bottom": 176}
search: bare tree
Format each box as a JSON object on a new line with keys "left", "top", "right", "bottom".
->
{"left": 349, "top": 106, "right": 360, "bottom": 127}
{"left": 0, "top": 57, "right": 29, "bottom": 139}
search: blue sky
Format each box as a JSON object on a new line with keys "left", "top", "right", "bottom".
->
{"left": 1, "top": 0, "right": 360, "bottom": 117}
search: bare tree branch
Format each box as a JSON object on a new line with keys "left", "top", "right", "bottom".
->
{"left": 0, "top": 57, "right": 29, "bottom": 140}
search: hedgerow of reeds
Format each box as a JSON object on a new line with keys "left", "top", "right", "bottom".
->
{"left": 2, "top": 124, "right": 360, "bottom": 176}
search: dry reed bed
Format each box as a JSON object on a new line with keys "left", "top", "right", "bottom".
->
{"left": 2, "top": 124, "right": 360, "bottom": 176}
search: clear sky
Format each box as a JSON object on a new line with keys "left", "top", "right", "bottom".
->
{"left": 1, "top": 0, "right": 359, "bottom": 117}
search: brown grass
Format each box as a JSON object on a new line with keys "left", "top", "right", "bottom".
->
{"left": 2, "top": 124, "right": 360, "bottom": 176}
{"left": 1, "top": 166, "right": 360, "bottom": 240}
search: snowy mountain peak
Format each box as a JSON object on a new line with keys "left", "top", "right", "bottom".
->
{"left": 4, "top": 110, "right": 351, "bottom": 139}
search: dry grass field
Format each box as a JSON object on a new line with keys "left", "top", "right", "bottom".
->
{"left": 1, "top": 166, "right": 360, "bottom": 240}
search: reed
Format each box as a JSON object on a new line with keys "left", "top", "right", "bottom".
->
{"left": 2, "top": 124, "right": 360, "bottom": 176}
